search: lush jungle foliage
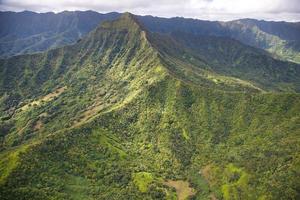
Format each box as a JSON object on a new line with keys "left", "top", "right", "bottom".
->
{"left": 0, "top": 13, "right": 300, "bottom": 200}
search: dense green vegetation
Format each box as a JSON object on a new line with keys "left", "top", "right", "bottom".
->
{"left": 0, "top": 13, "right": 300, "bottom": 200}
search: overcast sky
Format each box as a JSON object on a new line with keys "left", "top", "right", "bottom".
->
{"left": 1, "top": 0, "right": 300, "bottom": 21}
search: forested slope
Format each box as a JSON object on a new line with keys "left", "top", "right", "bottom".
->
{"left": 0, "top": 13, "right": 299, "bottom": 200}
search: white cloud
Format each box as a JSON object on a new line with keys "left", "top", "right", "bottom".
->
{"left": 0, "top": 0, "right": 299, "bottom": 21}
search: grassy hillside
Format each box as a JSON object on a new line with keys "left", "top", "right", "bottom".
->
{"left": 1, "top": 77, "right": 300, "bottom": 199}
{"left": 0, "top": 13, "right": 300, "bottom": 200}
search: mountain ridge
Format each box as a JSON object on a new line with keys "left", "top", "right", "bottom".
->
{"left": 0, "top": 12, "right": 300, "bottom": 200}
{"left": 1, "top": 10, "right": 300, "bottom": 64}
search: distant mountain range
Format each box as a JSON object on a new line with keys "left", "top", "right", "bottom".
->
{"left": 1, "top": 10, "right": 300, "bottom": 63}
{"left": 0, "top": 12, "right": 300, "bottom": 200}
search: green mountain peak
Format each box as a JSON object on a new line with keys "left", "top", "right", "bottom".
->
{"left": 99, "top": 12, "right": 145, "bottom": 32}
{"left": 121, "top": 12, "right": 137, "bottom": 20}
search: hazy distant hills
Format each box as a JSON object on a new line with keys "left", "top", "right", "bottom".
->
{"left": 0, "top": 13, "right": 300, "bottom": 200}
{"left": 1, "top": 11, "right": 300, "bottom": 63}
{"left": 0, "top": 11, "right": 120, "bottom": 57}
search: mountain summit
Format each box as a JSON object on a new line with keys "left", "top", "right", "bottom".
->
{"left": 100, "top": 12, "right": 145, "bottom": 30}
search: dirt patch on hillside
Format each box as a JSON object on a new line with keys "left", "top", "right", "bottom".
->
{"left": 42, "top": 87, "right": 66, "bottom": 101}
{"left": 20, "top": 86, "right": 67, "bottom": 111}
{"left": 164, "top": 180, "right": 195, "bottom": 200}
{"left": 72, "top": 103, "right": 105, "bottom": 127}
{"left": 201, "top": 164, "right": 212, "bottom": 183}
{"left": 33, "top": 120, "right": 43, "bottom": 131}
{"left": 210, "top": 194, "right": 218, "bottom": 200}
